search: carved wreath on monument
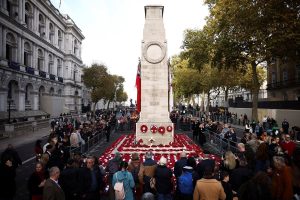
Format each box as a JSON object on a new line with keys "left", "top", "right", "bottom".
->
{"left": 143, "top": 41, "right": 166, "bottom": 64}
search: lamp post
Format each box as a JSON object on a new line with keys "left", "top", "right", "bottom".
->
{"left": 8, "top": 99, "right": 13, "bottom": 124}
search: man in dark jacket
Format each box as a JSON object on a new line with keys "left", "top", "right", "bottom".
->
{"left": 174, "top": 151, "right": 187, "bottom": 178}
{"left": 1, "top": 144, "right": 22, "bottom": 169}
{"left": 0, "top": 157, "right": 16, "bottom": 200}
{"left": 79, "top": 157, "right": 103, "bottom": 200}
{"left": 155, "top": 156, "right": 173, "bottom": 200}
{"left": 59, "top": 159, "right": 80, "bottom": 200}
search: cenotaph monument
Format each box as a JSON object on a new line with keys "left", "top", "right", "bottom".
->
{"left": 136, "top": 5, "right": 174, "bottom": 145}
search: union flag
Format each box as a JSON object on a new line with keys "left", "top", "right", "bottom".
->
{"left": 135, "top": 60, "right": 141, "bottom": 113}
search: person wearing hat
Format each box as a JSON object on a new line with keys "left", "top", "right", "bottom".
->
{"left": 128, "top": 153, "right": 142, "bottom": 199}
{"left": 154, "top": 156, "right": 173, "bottom": 200}
{"left": 138, "top": 152, "right": 157, "bottom": 193}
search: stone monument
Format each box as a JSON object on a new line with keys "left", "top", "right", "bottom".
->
{"left": 136, "top": 5, "right": 174, "bottom": 145}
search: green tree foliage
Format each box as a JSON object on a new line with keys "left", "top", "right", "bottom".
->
{"left": 181, "top": 0, "right": 299, "bottom": 120}
{"left": 82, "top": 63, "right": 127, "bottom": 112}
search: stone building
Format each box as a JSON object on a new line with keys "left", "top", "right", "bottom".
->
{"left": 266, "top": 58, "right": 300, "bottom": 101}
{"left": 0, "top": 0, "right": 85, "bottom": 121}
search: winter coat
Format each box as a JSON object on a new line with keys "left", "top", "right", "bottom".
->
{"left": 112, "top": 171, "right": 135, "bottom": 200}
{"left": 155, "top": 165, "right": 173, "bottom": 194}
{"left": 193, "top": 178, "right": 226, "bottom": 200}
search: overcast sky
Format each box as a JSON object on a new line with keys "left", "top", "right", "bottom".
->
{"left": 50, "top": 0, "right": 209, "bottom": 103}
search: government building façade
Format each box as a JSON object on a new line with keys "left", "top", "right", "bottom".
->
{"left": 0, "top": 0, "right": 88, "bottom": 123}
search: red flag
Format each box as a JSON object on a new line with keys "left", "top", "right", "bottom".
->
{"left": 135, "top": 61, "right": 141, "bottom": 113}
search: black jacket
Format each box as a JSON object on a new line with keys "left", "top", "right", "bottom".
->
{"left": 0, "top": 163, "right": 16, "bottom": 198}
{"left": 154, "top": 165, "right": 173, "bottom": 194}
{"left": 174, "top": 157, "right": 187, "bottom": 178}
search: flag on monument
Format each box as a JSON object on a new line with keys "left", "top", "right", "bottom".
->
{"left": 135, "top": 61, "right": 141, "bottom": 112}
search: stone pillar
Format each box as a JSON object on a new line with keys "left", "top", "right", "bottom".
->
{"left": 44, "top": 50, "right": 48, "bottom": 72}
{"left": 32, "top": 92, "right": 39, "bottom": 110}
{"left": 17, "top": 89, "right": 25, "bottom": 111}
{"left": 136, "top": 5, "right": 173, "bottom": 145}
{"left": 17, "top": 37, "right": 23, "bottom": 64}
{"left": 32, "top": 44, "right": 37, "bottom": 69}
{"left": 0, "top": 25, "right": 2, "bottom": 59}
{"left": 45, "top": 17, "right": 49, "bottom": 42}
{"left": 2, "top": 28, "right": 6, "bottom": 60}
{"left": 0, "top": 89, "right": 7, "bottom": 112}
{"left": 53, "top": 55, "right": 57, "bottom": 76}
{"left": 18, "top": 0, "right": 24, "bottom": 23}
{"left": 33, "top": 7, "right": 39, "bottom": 34}
{"left": 54, "top": 26, "right": 58, "bottom": 48}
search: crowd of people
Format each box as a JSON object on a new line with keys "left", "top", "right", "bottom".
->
{"left": 1, "top": 107, "right": 300, "bottom": 200}
{"left": 0, "top": 110, "right": 116, "bottom": 200}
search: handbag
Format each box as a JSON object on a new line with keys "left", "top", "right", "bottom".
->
{"left": 150, "top": 177, "right": 156, "bottom": 189}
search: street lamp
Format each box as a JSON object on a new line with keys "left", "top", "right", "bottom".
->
{"left": 8, "top": 99, "right": 13, "bottom": 124}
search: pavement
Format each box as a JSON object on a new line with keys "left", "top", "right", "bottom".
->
{"left": 0, "top": 126, "right": 51, "bottom": 152}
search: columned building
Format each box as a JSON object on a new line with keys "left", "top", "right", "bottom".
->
{"left": 0, "top": 0, "right": 85, "bottom": 120}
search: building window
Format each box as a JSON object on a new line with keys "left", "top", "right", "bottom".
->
{"left": 38, "top": 14, "right": 45, "bottom": 37}
{"left": 25, "top": 2, "right": 33, "bottom": 29}
{"left": 6, "top": 32, "right": 17, "bottom": 61}
{"left": 49, "top": 23, "right": 54, "bottom": 44}
{"left": 24, "top": 42, "right": 32, "bottom": 66}
{"left": 48, "top": 54, "right": 53, "bottom": 74}
{"left": 37, "top": 49, "right": 44, "bottom": 71}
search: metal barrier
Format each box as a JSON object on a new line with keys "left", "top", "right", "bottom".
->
{"left": 204, "top": 129, "right": 240, "bottom": 154}
{"left": 69, "top": 131, "right": 105, "bottom": 155}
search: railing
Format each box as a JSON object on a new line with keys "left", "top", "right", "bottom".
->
{"left": 69, "top": 130, "right": 105, "bottom": 154}
{"left": 8, "top": 61, "right": 20, "bottom": 71}
{"left": 58, "top": 76, "right": 63, "bottom": 83}
{"left": 39, "top": 70, "right": 46, "bottom": 78}
{"left": 25, "top": 66, "right": 35, "bottom": 75}
{"left": 49, "top": 74, "right": 56, "bottom": 81}
{"left": 204, "top": 129, "right": 240, "bottom": 154}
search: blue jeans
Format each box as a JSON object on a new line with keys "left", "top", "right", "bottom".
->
{"left": 157, "top": 193, "right": 173, "bottom": 200}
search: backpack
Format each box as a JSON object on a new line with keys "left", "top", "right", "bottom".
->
{"left": 178, "top": 172, "right": 193, "bottom": 195}
{"left": 114, "top": 172, "right": 125, "bottom": 200}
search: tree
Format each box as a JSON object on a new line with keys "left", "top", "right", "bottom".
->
{"left": 201, "top": 0, "right": 300, "bottom": 121}
{"left": 171, "top": 55, "right": 223, "bottom": 111}
{"left": 171, "top": 55, "right": 202, "bottom": 102}
{"left": 82, "top": 63, "right": 113, "bottom": 113}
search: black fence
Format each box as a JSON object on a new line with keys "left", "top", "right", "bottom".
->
{"left": 229, "top": 100, "right": 300, "bottom": 110}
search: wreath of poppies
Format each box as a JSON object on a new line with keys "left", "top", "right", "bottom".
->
{"left": 150, "top": 125, "right": 158, "bottom": 133}
{"left": 166, "top": 125, "right": 173, "bottom": 132}
{"left": 140, "top": 125, "right": 148, "bottom": 133}
{"left": 158, "top": 126, "right": 165, "bottom": 134}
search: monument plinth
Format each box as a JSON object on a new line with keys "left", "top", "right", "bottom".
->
{"left": 136, "top": 5, "right": 174, "bottom": 145}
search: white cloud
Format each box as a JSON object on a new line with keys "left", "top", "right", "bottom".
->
{"left": 52, "top": 0, "right": 209, "bottom": 102}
